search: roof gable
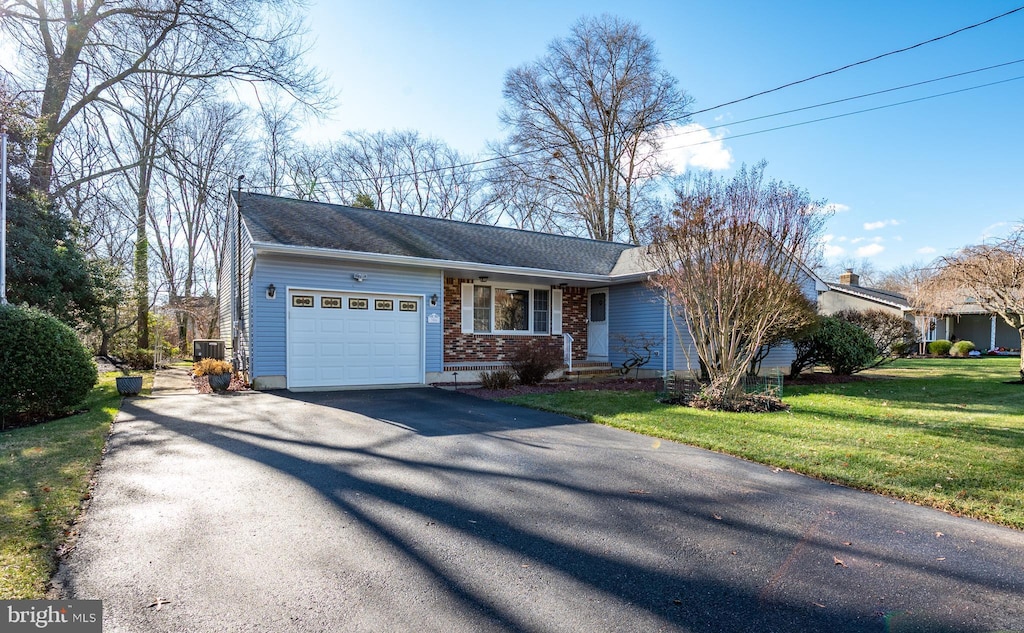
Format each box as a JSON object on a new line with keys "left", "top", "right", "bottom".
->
{"left": 236, "top": 192, "right": 637, "bottom": 277}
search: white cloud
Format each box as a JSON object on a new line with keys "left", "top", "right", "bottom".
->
{"left": 851, "top": 237, "right": 864, "bottom": 244}
{"left": 657, "top": 123, "right": 733, "bottom": 173}
{"left": 917, "top": 246, "right": 937, "bottom": 255}
{"left": 863, "top": 219, "right": 900, "bottom": 231}
{"left": 821, "top": 234, "right": 845, "bottom": 258}
{"left": 855, "top": 243, "right": 885, "bottom": 257}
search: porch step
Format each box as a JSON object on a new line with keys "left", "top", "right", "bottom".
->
{"left": 564, "top": 363, "right": 618, "bottom": 378}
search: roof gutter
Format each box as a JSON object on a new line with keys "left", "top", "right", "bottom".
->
{"left": 251, "top": 242, "right": 629, "bottom": 283}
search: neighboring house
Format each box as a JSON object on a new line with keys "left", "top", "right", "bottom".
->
{"left": 818, "top": 270, "right": 1018, "bottom": 352}
{"left": 219, "top": 192, "right": 823, "bottom": 390}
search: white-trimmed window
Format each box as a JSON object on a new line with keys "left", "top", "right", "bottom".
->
{"left": 462, "top": 283, "right": 559, "bottom": 334}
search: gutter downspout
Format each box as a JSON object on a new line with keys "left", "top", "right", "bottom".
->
{"left": 235, "top": 176, "right": 244, "bottom": 373}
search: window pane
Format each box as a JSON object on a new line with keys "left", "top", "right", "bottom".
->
{"left": 533, "top": 289, "right": 549, "bottom": 333}
{"left": 495, "top": 288, "right": 528, "bottom": 331}
{"left": 590, "top": 292, "right": 606, "bottom": 322}
{"left": 473, "top": 286, "right": 491, "bottom": 333}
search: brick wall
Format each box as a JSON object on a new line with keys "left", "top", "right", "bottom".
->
{"left": 443, "top": 277, "right": 589, "bottom": 365}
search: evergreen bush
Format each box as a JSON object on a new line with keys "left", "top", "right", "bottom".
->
{"left": 0, "top": 304, "right": 97, "bottom": 425}
{"left": 928, "top": 339, "right": 953, "bottom": 356}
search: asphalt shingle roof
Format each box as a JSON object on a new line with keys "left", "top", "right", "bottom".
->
{"left": 827, "top": 283, "right": 910, "bottom": 310}
{"left": 237, "top": 192, "right": 638, "bottom": 276}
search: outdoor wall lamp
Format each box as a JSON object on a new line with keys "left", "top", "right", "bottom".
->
{"left": 266, "top": 283, "right": 276, "bottom": 299}
{"left": 430, "top": 293, "right": 439, "bottom": 306}
{"left": 353, "top": 273, "right": 367, "bottom": 282}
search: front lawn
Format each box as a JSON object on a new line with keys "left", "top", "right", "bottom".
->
{"left": 504, "top": 357, "right": 1024, "bottom": 529}
{"left": 0, "top": 372, "right": 150, "bottom": 599}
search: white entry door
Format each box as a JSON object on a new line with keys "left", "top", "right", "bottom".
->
{"left": 587, "top": 289, "right": 609, "bottom": 360}
{"left": 287, "top": 291, "right": 423, "bottom": 389}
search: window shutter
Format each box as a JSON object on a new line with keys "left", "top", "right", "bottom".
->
{"left": 461, "top": 283, "right": 474, "bottom": 333}
{"left": 551, "top": 288, "right": 563, "bottom": 335}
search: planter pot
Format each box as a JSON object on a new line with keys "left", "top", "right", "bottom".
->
{"left": 208, "top": 373, "right": 231, "bottom": 392}
{"left": 116, "top": 375, "right": 143, "bottom": 396}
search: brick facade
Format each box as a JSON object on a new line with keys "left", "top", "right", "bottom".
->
{"left": 443, "top": 277, "right": 589, "bottom": 366}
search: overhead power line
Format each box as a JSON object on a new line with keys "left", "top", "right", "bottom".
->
{"left": 243, "top": 6, "right": 1024, "bottom": 193}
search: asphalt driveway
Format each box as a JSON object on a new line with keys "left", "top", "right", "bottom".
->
{"left": 55, "top": 387, "right": 1024, "bottom": 632}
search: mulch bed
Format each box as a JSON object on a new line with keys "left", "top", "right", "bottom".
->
{"left": 457, "top": 377, "right": 664, "bottom": 400}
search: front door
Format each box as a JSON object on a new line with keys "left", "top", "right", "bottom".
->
{"left": 587, "top": 289, "right": 609, "bottom": 360}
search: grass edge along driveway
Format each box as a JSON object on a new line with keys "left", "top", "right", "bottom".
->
{"left": 504, "top": 357, "right": 1024, "bottom": 530}
{"left": 0, "top": 372, "right": 149, "bottom": 599}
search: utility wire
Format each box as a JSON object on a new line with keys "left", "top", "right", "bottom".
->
{"left": 243, "top": 6, "right": 1024, "bottom": 192}
{"left": 245, "top": 61, "right": 1024, "bottom": 192}
{"left": 661, "top": 74, "right": 1024, "bottom": 154}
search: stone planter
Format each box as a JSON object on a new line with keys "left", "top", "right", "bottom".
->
{"left": 115, "top": 375, "right": 143, "bottom": 396}
{"left": 208, "top": 373, "right": 231, "bottom": 392}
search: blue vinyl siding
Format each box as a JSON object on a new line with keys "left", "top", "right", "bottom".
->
{"left": 607, "top": 283, "right": 685, "bottom": 375}
{"left": 249, "top": 254, "right": 443, "bottom": 379}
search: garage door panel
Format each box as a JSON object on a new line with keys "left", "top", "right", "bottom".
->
{"left": 288, "top": 291, "right": 423, "bottom": 389}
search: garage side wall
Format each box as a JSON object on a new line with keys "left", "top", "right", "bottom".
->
{"left": 250, "top": 255, "right": 444, "bottom": 387}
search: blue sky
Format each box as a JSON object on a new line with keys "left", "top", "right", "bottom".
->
{"left": 300, "top": 2, "right": 1021, "bottom": 274}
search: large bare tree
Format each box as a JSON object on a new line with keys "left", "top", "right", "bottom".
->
{"left": 498, "top": 14, "right": 692, "bottom": 243}
{"left": 0, "top": 0, "right": 324, "bottom": 194}
{"left": 647, "top": 162, "right": 828, "bottom": 406}
{"left": 919, "top": 228, "right": 1024, "bottom": 380}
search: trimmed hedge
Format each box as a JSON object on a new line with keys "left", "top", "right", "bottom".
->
{"left": 950, "top": 340, "right": 976, "bottom": 357}
{"left": 0, "top": 304, "right": 97, "bottom": 424}
{"left": 810, "top": 316, "right": 878, "bottom": 375}
{"left": 928, "top": 339, "right": 953, "bottom": 356}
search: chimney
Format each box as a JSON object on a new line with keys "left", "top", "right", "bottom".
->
{"left": 839, "top": 269, "right": 859, "bottom": 286}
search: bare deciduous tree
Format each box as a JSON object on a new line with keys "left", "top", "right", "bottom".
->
{"left": 327, "top": 129, "right": 488, "bottom": 221}
{"left": 0, "top": 0, "right": 325, "bottom": 193}
{"left": 647, "top": 162, "right": 828, "bottom": 405}
{"left": 498, "top": 14, "right": 692, "bottom": 243}
{"left": 918, "top": 227, "right": 1024, "bottom": 380}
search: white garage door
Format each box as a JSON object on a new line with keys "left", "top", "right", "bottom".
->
{"left": 287, "top": 291, "right": 423, "bottom": 389}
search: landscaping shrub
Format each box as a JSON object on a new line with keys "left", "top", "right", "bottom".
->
{"left": 834, "top": 308, "right": 917, "bottom": 368}
{"left": 928, "top": 339, "right": 953, "bottom": 356}
{"left": 480, "top": 368, "right": 516, "bottom": 390}
{"left": 192, "top": 358, "right": 233, "bottom": 376}
{"left": 119, "top": 347, "right": 154, "bottom": 370}
{"left": 950, "top": 340, "right": 976, "bottom": 357}
{"left": 809, "top": 316, "right": 877, "bottom": 375}
{"left": 0, "top": 304, "right": 98, "bottom": 426}
{"left": 507, "top": 341, "right": 563, "bottom": 386}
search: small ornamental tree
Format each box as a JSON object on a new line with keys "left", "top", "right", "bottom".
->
{"left": 648, "top": 162, "right": 828, "bottom": 407}
{"left": 0, "top": 304, "right": 98, "bottom": 426}
{"left": 918, "top": 227, "right": 1024, "bottom": 381}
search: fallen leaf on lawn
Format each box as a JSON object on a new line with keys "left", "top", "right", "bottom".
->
{"left": 833, "top": 556, "right": 847, "bottom": 567}
{"left": 713, "top": 514, "right": 723, "bottom": 520}
{"left": 672, "top": 599, "right": 682, "bottom": 605}
{"left": 147, "top": 598, "right": 171, "bottom": 611}
{"left": 813, "top": 602, "right": 826, "bottom": 608}
{"left": 936, "top": 557, "right": 946, "bottom": 561}
{"left": 842, "top": 541, "right": 852, "bottom": 546}
{"left": 935, "top": 532, "right": 944, "bottom": 538}
{"left": 628, "top": 489, "right": 650, "bottom": 495}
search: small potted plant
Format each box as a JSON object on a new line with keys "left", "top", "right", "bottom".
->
{"left": 193, "top": 358, "right": 233, "bottom": 392}
{"left": 112, "top": 352, "right": 145, "bottom": 396}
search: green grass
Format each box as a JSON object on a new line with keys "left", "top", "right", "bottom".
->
{"left": 504, "top": 357, "right": 1024, "bottom": 529}
{"left": 0, "top": 372, "right": 151, "bottom": 599}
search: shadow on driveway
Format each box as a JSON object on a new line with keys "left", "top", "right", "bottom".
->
{"left": 55, "top": 388, "right": 1024, "bottom": 633}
